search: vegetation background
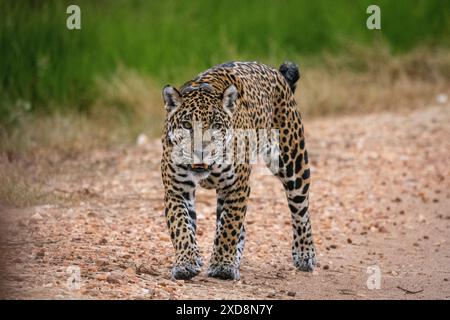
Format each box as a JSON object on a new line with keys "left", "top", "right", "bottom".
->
{"left": 2, "top": 1, "right": 450, "bottom": 117}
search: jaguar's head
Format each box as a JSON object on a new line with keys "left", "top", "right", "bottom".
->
{"left": 162, "top": 83, "right": 238, "bottom": 173}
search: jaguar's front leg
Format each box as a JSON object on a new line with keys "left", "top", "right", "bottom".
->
{"left": 207, "top": 166, "right": 250, "bottom": 280}
{"left": 164, "top": 190, "right": 201, "bottom": 280}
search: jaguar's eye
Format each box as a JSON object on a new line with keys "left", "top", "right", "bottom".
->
{"left": 181, "top": 121, "right": 192, "bottom": 130}
{"left": 211, "top": 123, "right": 221, "bottom": 130}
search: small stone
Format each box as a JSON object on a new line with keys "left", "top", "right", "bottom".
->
{"left": 35, "top": 249, "right": 45, "bottom": 258}
{"left": 124, "top": 267, "right": 135, "bottom": 276}
{"left": 106, "top": 272, "right": 123, "bottom": 284}
{"left": 29, "top": 213, "right": 43, "bottom": 224}
{"left": 436, "top": 93, "right": 448, "bottom": 104}
{"left": 136, "top": 264, "right": 159, "bottom": 276}
{"left": 347, "top": 238, "right": 352, "bottom": 244}
{"left": 87, "top": 211, "right": 97, "bottom": 217}
{"left": 95, "top": 273, "right": 108, "bottom": 281}
{"left": 141, "top": 288, "right": 151, "bottom": 295}
{"left": 136, "top": 133, "right": 148, "bottom": 146}
{"left": 323, "top": 265, "right": 330, "bottom": 270}
{"left": 99, "top": 238, "right": 108, "bottom": 245}
{"left": 158, "top": 234, "right": 170, "bottom": 242}
{"left": 287, "top": 291, "right": 296, "bottom": 297}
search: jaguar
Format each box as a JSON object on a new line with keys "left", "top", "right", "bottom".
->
{"left": 161, "top": 61, "right": 316, "bottom": 280}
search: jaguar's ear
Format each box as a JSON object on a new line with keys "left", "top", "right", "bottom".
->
{"left": 162, "top": 85, "right": 182, "bottom": 113}
{"left": 222, "top": 84, "right": 238, "bottom": 114}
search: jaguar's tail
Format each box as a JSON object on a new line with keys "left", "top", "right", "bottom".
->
{"left": 279, "top": 61, "right": 300, "bottom": 93}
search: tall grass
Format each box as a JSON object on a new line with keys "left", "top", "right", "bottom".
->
{"left": 1, "top": 0, "right": 449, "bottom": 123}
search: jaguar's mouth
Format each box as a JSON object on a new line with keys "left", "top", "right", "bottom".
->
{"left": 189, "top": 163, "right": 210, "bottom": 173}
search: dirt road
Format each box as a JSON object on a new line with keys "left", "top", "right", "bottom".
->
{"left": 1, "top": 105, "right": 449, "bottom": 299}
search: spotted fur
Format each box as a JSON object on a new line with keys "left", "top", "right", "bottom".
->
{"left": 161, "top": 61, "right": 316, "bottom": 280}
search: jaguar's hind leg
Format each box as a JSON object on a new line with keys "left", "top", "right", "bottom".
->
{"left": 272, "top": 105, "right": 316, "bottom": 272}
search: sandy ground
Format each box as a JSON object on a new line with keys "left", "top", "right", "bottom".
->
{"left": 1, "top": 105, "right": 449, "bottom": 300}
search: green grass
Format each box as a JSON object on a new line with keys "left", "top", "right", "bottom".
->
{"left": 1, "top": 0, "right": 449, "bottom": 123}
